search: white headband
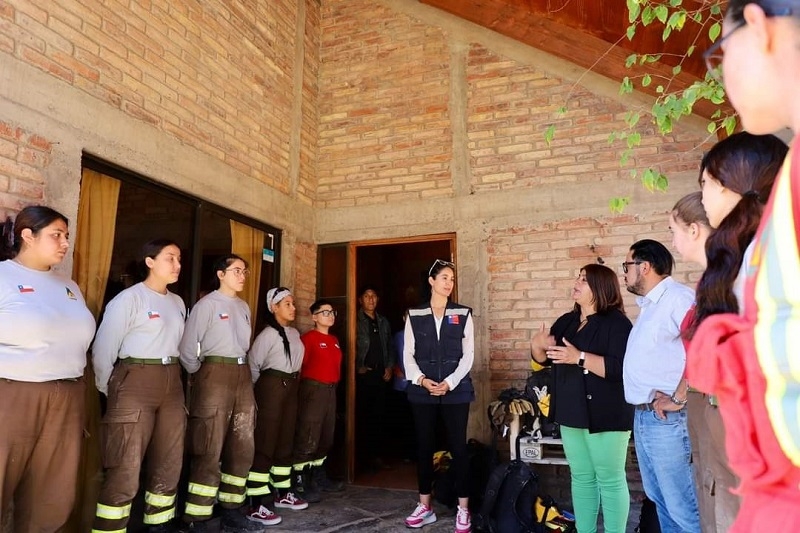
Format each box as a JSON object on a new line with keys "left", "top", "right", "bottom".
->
{"left": 266, "top": 287, "right": 292, "bottom": 313}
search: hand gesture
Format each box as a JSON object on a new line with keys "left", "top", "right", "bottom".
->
{"left": 531, "top": 323, "right": 555, "bottom": 354}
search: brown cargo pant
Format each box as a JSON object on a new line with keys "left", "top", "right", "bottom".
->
{"left": 93, "top": 363, "right": 186, "bottom": 531}
{"left": 293, "top": 379, "right": 337, "bottom": 468}
{"left": 247, "top": 372, "right": 299, "bottom": 501}
{"left": 0, "top": 378, "right": 85, "bottom": 532}
{"left": 183, "top": 362, "right": 256, "bottom": 521}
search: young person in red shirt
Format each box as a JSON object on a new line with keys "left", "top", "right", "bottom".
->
{"left": 291, "top": 299, "right": 345, "bottom": 502}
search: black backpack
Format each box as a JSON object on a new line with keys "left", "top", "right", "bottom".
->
{"left": 525, "top": 367, "right": 560, "bottom": 439}
{"left": 474, "top": 459, "right": 542, "bottom": 533}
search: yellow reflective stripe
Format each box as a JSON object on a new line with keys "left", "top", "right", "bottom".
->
{"left": 184, "top": 502, "right": 214, "bottom": 517}
{"left": 221, "top": 472, "right": 247, "bottom": 487}
{"left": 270, "top": 465, "right": 291, "bottom": 476}
{"left": 248, "top": 471, "right": 271, "bottom": 483}
{"left": 247, "top": 485, "right": 273, "bottom": 496}
{"left": 144, "top": 491, "right": 176, "bottom": 507}
{"left": 218, "top": 490, "right": 246, "bottom": 503}
{"left": 188, "top": 482, "right": 218, "bottom": 498}
{"left": 311, "top": 457, "right": 325, "bottom": 467}
{"left": 92, "top": 529, "right": 127, "bottom": 533}
{"left": 95, "top": 502, "right": 132, "bottom": 520}
{"left": 293, "top": 460, "right": 311, "bottom": 471}
{"left": 143, "top": 507, "right": 175, "bottom": 525}
{"left": 272, "top": 477, "right": 291, "bottom": 489}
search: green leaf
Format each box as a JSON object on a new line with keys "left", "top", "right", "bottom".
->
{"left": 686, "top": 45, "right": 695, "bottom": 57}
{"left": 620, "top": 76, "right": 634, "bottom": 94}
{"left": 626, "top": 54, "right": 638, "bottom": 68}
{"left": 669, "top": 0, "right": 682, "bottom": 6}
{"left": 662, "top": 25, "right": 673, "bottom": 41}
{"left": 627, "top": 0, "right": 641, "bottom": 23}
{"left": 642, "top": 168, "right": 656, "bottom": 191}
{"left": 642, "top": 74, "right": 652, "bottom": 87}
{"left": 707, "top": 121, "right": 717, "bottom": 134}
{"left": 608, "top": 132, "right": 618, "bottom": 144}
{"left": 655, "top": 173, "right": 669, "bottom": 191}
{"left": 627, "top": 132, "right": 642, "bottom": 148}
{"left": 656, "top": 85, "right": 664, "bottom": 93}
{"left": 627, "top": 23, "right": 637, "bottom": 41}
{"left": 544, "top": 124, "right": 556, "bottom": 147}
{"left": 642, "top": 5, "right": 655, "bottom": 25}
{"left": 672, "top": 65, "right": 682, "bottom": 76}
{"left": 621, "top": 148, "right": 633, "bottom": 165}
{"left": 558, "top": 106, "right": 568, "bottom": 115}
{"left": 722, "top": 115, "right": 737, "bottom": 135}
{"left": 625, "top": 111, "right": 641, "bottom": 128}
{"left": 655, "top": 5, "right": 668, "bottom": 23}
{"left": 668, "top": 11, "right": 686, "bottom": 31}
{"left": 710, "top": 3, "right": 722, "bottom": 15}
{"left": 711, "top": 109, "right": 722, "bottom": 119}
{"left": 709, "top": 22, "right": 721, "bottom": 42}
{"left": 609, "top": 197, "right": 631, "bottom": 214}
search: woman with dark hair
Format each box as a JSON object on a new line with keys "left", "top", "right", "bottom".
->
{"left": 92, "top": 239, "right": 187, "bottom": 533}
{"left": 531, "top": 264, "right": 633, "bottom": 533}
{"left": 0, "top": 206, "right": 96, "bottom": 531}
{"left": 178, "top": 254, "right": 266, "bottom": 530}
{"left": 403, "top": 259, "right": 474, "bottom": 533}
{"left": 246, "top": 287, "right": 307, "bottom": 524}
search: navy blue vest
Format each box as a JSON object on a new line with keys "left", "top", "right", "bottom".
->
{"left": 406, "top": 302, "right": 475, "bottom": 405}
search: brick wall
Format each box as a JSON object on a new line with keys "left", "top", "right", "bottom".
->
{"left": 317, "top": 1, "right": 453, "bottom": 208}
{"left": 0, "top": 0, "right": 309, "bottom": 194}
{"left": 0, "top": 120, "right": 50, "bottom": 216}
{"left": 292, "top": 239, "right": 318, "bottom": 333}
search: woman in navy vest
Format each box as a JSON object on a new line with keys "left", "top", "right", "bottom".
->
{"left": 402, "top": 259, "right": 475, "bottom": 533}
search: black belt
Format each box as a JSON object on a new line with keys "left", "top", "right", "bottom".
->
{"left": 303, "top": 378, "right": 337, "bottom": 388}
{"left": 634, "top": 402, "right": 655, "bottom": 411}
{"left": 263, "top": 369, "right": 299, "bottom": 379}
{"left": 122, "top": 357, "right": 178, "bottom": 366}
{"left": 203, "top": 356, "right": 247, "bottom": 365}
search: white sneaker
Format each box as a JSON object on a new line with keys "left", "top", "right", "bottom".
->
{"left": 455, "top": 505, "right": 472, "bottom": 533}
{"left": 404, "top": 502, "right": 437, "bottom": 528}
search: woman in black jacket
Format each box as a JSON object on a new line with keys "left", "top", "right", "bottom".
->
{"left": 531, "top": 263, "right": 633, "bottom": 533}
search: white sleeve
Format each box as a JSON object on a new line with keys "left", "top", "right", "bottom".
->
{"left": 402, "top": 318, "right": 424, "bottom": 386}
{"left": 444, "top": 313, "right": 475, "bottom": 391}
{"left": 248, "top": 328, "right": 268, "bottom": 383}
{"left": 92, "top": 292, "right": 134, "bottom": 395}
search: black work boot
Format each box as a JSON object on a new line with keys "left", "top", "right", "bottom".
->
{"left": 293, "top": 466, "right": 321, "bottom": 503}
{"left": 312, "top": 465, "right": 344, "bottom": 492}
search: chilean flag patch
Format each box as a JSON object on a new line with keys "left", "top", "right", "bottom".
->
{"left": 17, "top": 285, "right": 34, "bottom": 293}
{"left": 448, "top": 314, "right": 459, "bottom": 325}
{"left": 219, "top": 313, "right": 230, "bottom": 320}
{"left": 147, "top": 311, "right": 161, "bottom": 319}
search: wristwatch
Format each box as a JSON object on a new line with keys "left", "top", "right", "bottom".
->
{"left": 578, "top": 351, "right": 586, "bottom": 367}
{"left": 669, "top": 393, "right": 688, "bottom": 406}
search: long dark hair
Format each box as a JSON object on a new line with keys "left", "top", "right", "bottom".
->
{"left": 265, "top": 286, "right": 292, "bottom": 361}
{"left": 210, "top": 254, "right": 247, "bottom": 290}
{"left": 572, "top": 263, "right": 625, "bottom": 315}
{"left": 1, "top": 205, "right": 68, "bottom": 261}
{"left": 686, "top": 132, "right": 787, "bottom": 338}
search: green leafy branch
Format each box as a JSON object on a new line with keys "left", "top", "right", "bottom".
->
{"left": 543, "top": 0, "right": 735, "bottom": 213}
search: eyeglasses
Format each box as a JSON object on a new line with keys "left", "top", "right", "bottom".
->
{"left": 428, "top": 259, "right": 455, "bottom": 277}
{"left": 313, "top": 309, "right": 337, "bottom": 317}
{"left": 704, "top": 8, "right": 795, "bottom": 80}
{"left": 225, "top": 268, "right": 250, "bottom": 277}
{"left": 621, "top": 261, "right": 643, "bottom": 274}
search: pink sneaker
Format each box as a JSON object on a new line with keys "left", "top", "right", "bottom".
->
{"left": 274, "top": 491, "right": 309, "bottom": 510}
{"left": 455, "top": 505, "right": 471, "bottom": 533}
{"left": 405, "top": 502, "right": 437, "bottom": 528}
{"left": 247, "top": 505, "right": 282, "bottom": 526}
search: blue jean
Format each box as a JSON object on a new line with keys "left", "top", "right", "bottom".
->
{"left": 633, "top": 408, "right": 700, "bottom": 533}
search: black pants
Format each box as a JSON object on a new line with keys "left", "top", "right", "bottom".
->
{"left": 411, "top": 402, "right": 470, "bottom": 497}
{"left": 356, "top": 368, "right": 387, "bottom": 462}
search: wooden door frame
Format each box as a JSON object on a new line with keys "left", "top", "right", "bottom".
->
{"left": 345, "top": 232, "right": 457, "bottom": 482}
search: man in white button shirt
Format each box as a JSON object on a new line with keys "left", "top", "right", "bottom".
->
{"left": 622, "top": 239, "right": 700, "bottom": 533}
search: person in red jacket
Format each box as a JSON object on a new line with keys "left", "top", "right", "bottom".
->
{"left": 291, "top": 299, "right": 345, "bottom": 503}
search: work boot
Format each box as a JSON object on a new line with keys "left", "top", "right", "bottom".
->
{"left": 311, "top": 465, "right": 344, "bottom": 492}
{"left": 292, "top": 466, "right": 320, "bottom": 503}
{"left": 221, "top": 507, "right": 267, "bottom": 532}
{"left": 149, "top": 522, "right": 180, "bottom": 533}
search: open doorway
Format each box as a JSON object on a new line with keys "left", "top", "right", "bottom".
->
{"left": 317, "top": 234, "right": 456, "bottom": 490}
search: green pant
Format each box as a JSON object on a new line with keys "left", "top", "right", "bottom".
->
{"left": 560, "top": 425, "right": 631, "bottom": 533}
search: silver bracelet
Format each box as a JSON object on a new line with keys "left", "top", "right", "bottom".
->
{"left": 669, "top": 393, "right": 688, "bottom": 406}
